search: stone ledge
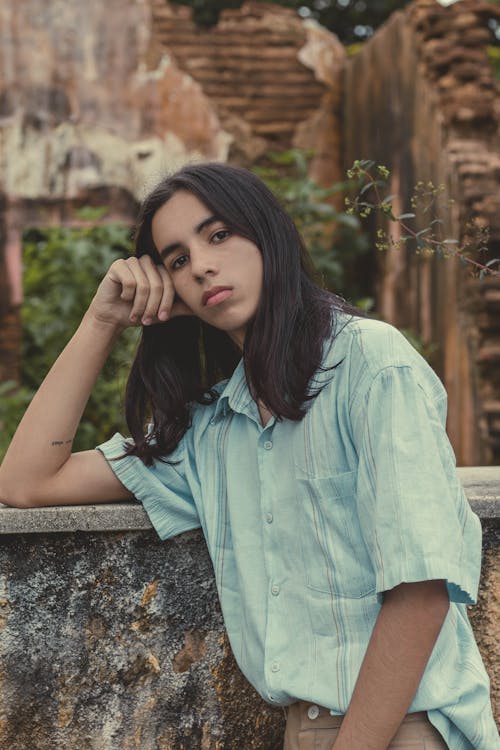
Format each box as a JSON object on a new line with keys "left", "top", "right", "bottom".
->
{"left": 0, "top": 467, "right": 499, "bottom": 534}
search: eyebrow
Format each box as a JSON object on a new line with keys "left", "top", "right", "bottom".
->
{"left": 158, "top": 215, "right": 220, "bottom": 260}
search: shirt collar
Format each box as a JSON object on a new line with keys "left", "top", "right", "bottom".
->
{"left": 213, "top": 358, "right": 254, "bottom": 422}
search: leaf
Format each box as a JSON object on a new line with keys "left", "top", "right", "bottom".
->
{"left": 382, "top": 194, "right": 397, "bottom": 205}
{"left": 397, "top": 213, "right": 416, "bottom": 220}
{"left": 360, "top": 182, "right": 375, "bottom": 196}
{"left": 443, "top": 239, "right": 459, "bottom": 244}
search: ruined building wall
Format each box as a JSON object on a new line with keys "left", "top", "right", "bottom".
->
{"left": 0, "top": 0, "right": 344, "bottom": 386}
{"left": 149, "top": 0, "right": 345, "bottom": 186}
{"left": 343, "top": 0, "right": 500, "bottom": 467}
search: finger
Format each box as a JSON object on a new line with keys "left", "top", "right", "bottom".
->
{"left": 125, "top": 257, "right": 150, "bottom": 322}
{"left": 107, "top": 260, "right": 136, "bottom": 303}
{"left": 138, "top": 256, "right": 168, "bottom": 324}
{"left": 156, "top": 265, "right": 175, "bottom": 321}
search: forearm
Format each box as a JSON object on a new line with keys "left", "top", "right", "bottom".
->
{"left": 332, "top": 580, "right": 449, "bottom": 750}
{"left": 0, "top": 312, "right": 122, "bottom": 504}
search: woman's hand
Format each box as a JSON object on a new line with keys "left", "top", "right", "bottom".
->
{"left": 88, "top": 255, "right": 193, "bottom": 330}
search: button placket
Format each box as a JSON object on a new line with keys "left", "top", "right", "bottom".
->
{"left": 259, "top": 425, "right": 283, "bottom": 703}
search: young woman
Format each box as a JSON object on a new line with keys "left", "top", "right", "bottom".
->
{"left": 0, "top": 163, "right": 498, "bottom": 750}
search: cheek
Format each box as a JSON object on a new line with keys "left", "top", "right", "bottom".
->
{"left": 174, "top": 277, "right": 198, "bottom": 305}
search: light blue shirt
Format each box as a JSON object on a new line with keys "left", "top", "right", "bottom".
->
{"left": 98, "top": 314, "right": 499, "bottom": 749}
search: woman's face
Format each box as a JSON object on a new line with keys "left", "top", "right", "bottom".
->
{"left": 151, "top": 190, "right": 263, "bottom": 350}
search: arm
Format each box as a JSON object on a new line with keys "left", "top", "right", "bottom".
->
{"left": 332, "top": 579, "right": 449, "bottom": 750}
{"left": 0, "top": 255, "right": 189, "bottom": 508}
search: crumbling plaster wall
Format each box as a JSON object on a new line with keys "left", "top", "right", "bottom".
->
{"left": 343, "top": 0, "right": 500, "bottom": 466}
{"left": 0, "top": 0, "right": 231, "bottom": 203}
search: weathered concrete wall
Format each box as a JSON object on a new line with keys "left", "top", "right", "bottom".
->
{"left": 0, "top": 469, "right": 498, "bottom": 747}
{"left": 0, "top": 528, "right": 284, "bottom": 749}
{"left": 343, "top": 0, "right": 500, "bottom": 466}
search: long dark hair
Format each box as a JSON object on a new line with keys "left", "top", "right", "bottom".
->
{"left": 124, "top": 162, "right": 363, "bottom": 465}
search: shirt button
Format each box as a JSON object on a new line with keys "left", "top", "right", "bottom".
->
{"left": 265, "top": 513, "right": 273, "bottom": 524}
{"left": 271, "top": 662, "right": 280, "bottom": 673}
{"left": 271, "top": 584, "right": 280, "bottom": 596}
{"left": 307, "top": 704, "right": 320, "bottom": 720}
{"left": 263, "top": 440, "right": 273, "bottom": 450}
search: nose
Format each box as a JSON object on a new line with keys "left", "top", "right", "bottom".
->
{"left": 189, "top": 244, "right": 219, "bottom": 282}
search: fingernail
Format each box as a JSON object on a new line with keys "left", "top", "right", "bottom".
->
{"left": 158, "top": 311, "right": 169, "bottom": 321}
{"left": 142, "top": 317, "right": 152, "bottom": 326}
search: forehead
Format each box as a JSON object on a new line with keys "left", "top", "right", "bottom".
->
{"left": 151, "top": 190, "right": 212, "bottom": 243}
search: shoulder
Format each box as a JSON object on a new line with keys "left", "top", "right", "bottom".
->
{"left": 325, "top": 313, "right": 447, "bottom": 409}
{"left": 330, "top": 314, "right": 428, "bottom": 377}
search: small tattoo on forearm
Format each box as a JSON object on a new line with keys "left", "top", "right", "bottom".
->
{"left": 51, "top": 440, "right": 73, "bottom": 446}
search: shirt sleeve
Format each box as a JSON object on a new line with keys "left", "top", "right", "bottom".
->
{"left": 350, "top": 364, "right": 482, "bottom": 604}
{"left": 96, "top": 432, "right": 200, "bottom": 540}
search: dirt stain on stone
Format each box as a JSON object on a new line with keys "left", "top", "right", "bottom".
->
{"left": 172, "top": 629, "right": 207, "bottom": 673}
{"left": 57, "top": 696, "right": 75, "bottom": 729}
{"left": 141, "top": 579, "right": 159, "bottom": 607}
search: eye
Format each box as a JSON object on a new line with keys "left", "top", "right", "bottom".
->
{"left": 210, "top": 228, "right": 231, "bottom": 244}
{"left": 171, "top": 253, "right": 189, "bottom": 271}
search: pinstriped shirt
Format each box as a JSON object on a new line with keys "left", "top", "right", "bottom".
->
{"left": 98, "top": 314, "right": 499, "bottom": 750}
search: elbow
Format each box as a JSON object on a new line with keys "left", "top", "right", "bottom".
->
{"left": 0, "top": 474, "right": 39, "bottom": 509}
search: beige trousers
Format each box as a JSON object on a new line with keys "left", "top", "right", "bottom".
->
{"left": 283, "top": 701, "right": 448, "bottom": 749}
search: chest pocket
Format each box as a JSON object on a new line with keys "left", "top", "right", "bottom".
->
{"left": 295, "top": 469, "right": 376, "bottom": 599}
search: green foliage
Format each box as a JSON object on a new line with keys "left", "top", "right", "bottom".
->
{"left": 254, "top": 149, "right": 369, "bottom": 295}
{"left": 345, "top": 159, "right": 499, "bottom": 280}
{"left": 0, "top": 223, "right": 139, "bottom": 461}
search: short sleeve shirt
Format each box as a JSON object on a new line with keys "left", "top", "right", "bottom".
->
{"left": 97, "top": 314, "right": 500, "bottom": 750}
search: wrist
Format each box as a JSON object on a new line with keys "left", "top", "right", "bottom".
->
{"left": 81, "top": 309, "right": 126, "bottom": 340}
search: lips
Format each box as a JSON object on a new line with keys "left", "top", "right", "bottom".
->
{"left": 202, "top": 286, "right": 233, "bottom": 307}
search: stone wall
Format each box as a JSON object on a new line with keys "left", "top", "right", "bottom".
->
{"left": 0, "top": 467, "right": 498, "bottom": 748}
{"left": 343, "top": 0, "right": 500, "bottom": 466}
{"left": 0, "top": 528, "right": 284, "bottom": 749}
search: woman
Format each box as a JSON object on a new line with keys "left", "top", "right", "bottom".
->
{"left": 0, "top": 163, "right": 498, "bottom": 750}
